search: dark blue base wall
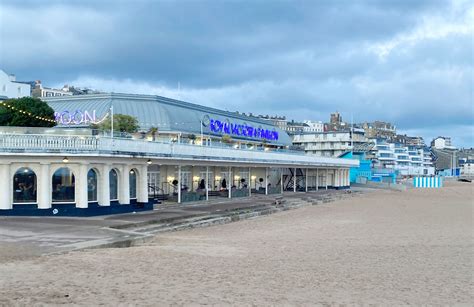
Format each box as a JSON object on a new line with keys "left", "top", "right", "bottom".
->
{"left": 0, "top": 198, "right": 154, "bottom": 217}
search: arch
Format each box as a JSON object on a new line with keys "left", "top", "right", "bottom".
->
{"left": 13, "top": 167, "right": 37, "bottom": 203}
{"left": 109, "top": 168, "right": 119, "bottom": 201}
{"left": 129, "top": 168, "right": 138, "bottom": 199}
{"left": 52, "top": 167, "right": 75, "bottom": 202}
{"left": 87, "top": 168, "right": 99, "bottom": 202}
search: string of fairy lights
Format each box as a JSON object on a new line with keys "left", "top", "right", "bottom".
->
{"left": 0, "top": 101, "right": 56, "bottom": 123}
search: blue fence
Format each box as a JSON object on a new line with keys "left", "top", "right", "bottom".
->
{"left": 413, "top": 177, "right": 443, "bottom": 188}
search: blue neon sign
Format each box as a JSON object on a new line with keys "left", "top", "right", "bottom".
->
{"left": 209, "top": 118, "right": 278, "bottom": 141}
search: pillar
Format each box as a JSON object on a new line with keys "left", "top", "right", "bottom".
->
{"left": 0, "top": 163, "right": 11, "bottom": 209}
{"left": 38, "top": 163, "right": 52, "bottom": 209}
{"left": 99, "top": 164, "right": 110, "bottom": 206}
{"left": 228, "top": 166, "right": 232, "bottom": 199}
{"left": 305, "top": 168, "right": 308, "bottom": 192}
{"left": 265, "top": 167, "right": 268, "bottom": 195}
{"left": 248, "top": 167, "right": 252, "bottom": 196}
{"left": 316, "top": 168, "right": 319, "bottom": 191}
{"left": 205, "top": 166, "right": 209, "bottom": 200}
{"left": 119, "top": 165, "right": 130, "bottom": 205}
{"left": 75, "top": 163, "right": 89, "bottom": 208}
{"left": 326, "top": 169, "right": 329, "bottom": 190}
{"left": 280, "top": 168, "right": 283, "bottom": 194}
{"left": 293, "top": 167, "right": 297, "bottom": 192}
{"left": 178, "top": 165, "right": 182, "bottom": 203}
{"left": 137, "top": 164, "right": 148, "bottom": 203}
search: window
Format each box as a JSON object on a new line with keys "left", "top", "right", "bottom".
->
{"left": 87, "top": 169, "right": 98, "bottom": 202}
{"left": 52, "top": 167, "right": 75, "bottom": 202}
{"left": 109, "top": 169, "right": 119, "bottom": 200}
{"left": 13, "top": 168, "right": 37, "bottom": 203}
{"left": 129, "top": 169, "right": 137, "bottom": 199}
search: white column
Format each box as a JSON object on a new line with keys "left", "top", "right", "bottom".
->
{"left": 205, "top": 166, "right": 209, "bottom": 201}
{"left": 280, "top": 168, "right": 283, "bottom": 194}
{"left": 335, "top": 169, "right": 340, "bottom": 188}
{"left": 346, "top": 169, "right": 350, "bottom": 187}
{"left": 99, "top": 164, "right": 110, "bottom": 206}
{"left": 248, "top": 167, "right": 252, "bottom": 196}
{"left": 264, "top": 167, "right": 268, "bottom": 195}
{"left": 0, "top": 163, "right": 11, "bottom": 209}
{"left": 316, "top": 168, "right": 319, "bottom": 191}
{"left": 119, "top": 165, "right": 130, "bottom": 205}
{"left": 178, "top": 165, "right": 182, "bottom": 203}
{"left": 75, "top": 163, "right": 89, "bottom": 208}
{"left": 38, "top": 163, "right": 52, "bottom": 209}
{"left": 293, "top": 167, "right": 297, "bottom": 192}
{"left": 326, "top": 169, "right": 329, "bottom": 190}
{"left": 305, "top": 168, "right": 308, "bottom": 192}
{"left": 228, "top": 166, "right": 232, "bottom": 199}
{"left": 137, "top": 164, "right": 148, "bottom": 203}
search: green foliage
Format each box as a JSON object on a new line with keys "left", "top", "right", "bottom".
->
{"left": 93, "top": 114, "right": 139, "bottom": 133}
{"left": 221, "top": 134, "right": 232, "bottom": 143}
{"left": 0, "top": 97, "right": 56, "bottom": 127}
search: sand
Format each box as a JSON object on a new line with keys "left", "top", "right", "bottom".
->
{"left": 0, "top": 181, "right": 472, "bottom": 306}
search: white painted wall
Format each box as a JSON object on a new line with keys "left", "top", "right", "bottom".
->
{"left": 0, "top": 70, "right": 31, "bottom": 99}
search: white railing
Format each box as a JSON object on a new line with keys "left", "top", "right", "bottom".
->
{"left": 0, "top": 134, "right": 359, "bottom": 167}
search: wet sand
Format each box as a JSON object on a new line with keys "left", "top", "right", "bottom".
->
{"left": 0, "top": 181, "right": 472, "bottom": 306}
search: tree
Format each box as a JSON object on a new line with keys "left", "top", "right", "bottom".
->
{"left": 221, "top": 135, "right": 232, "bottom": 143}
{"left": 0, "top": 97, "right": 56, "bottom": 127}
{"left": 148, "top": 127, "right": 158, "bottom": 141}
{"left": 92, "top": 114, "right": 139, "bottom": 134}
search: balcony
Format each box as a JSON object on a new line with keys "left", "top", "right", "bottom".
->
{"left": 0, "top": 134, "right": 359, "bottom": 168}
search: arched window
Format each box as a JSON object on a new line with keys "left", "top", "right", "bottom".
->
{"left": 87, "top": 169, "right": 98, "bottom": 202}
{"left": 109, "top": 169, "right": 119, "bottom": 200}
{"left": 52, "top": 167, "right": 75, "bottom": 202}
{"left": 13, "top": 167, "right": 37, "bottom": 203}
{"left": 129, "top": 169, "right": 137, "bottom": 199}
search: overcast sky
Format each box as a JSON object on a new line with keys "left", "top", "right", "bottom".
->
{"left": 1, "top": 0, "right": 472, "bottom": 146}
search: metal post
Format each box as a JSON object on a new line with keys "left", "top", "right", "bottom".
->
{"left": 305, "top": 168, "right": 308, "bottom": 192}
{"left": 200, "top": 120, "right": 203, "bottom": 146}
{"left": 177, "top": 165, "right": 181, "bottom": 204}
{"left": 265, "top": 167, "right": 268, "bottom": 195}
{"left": 206, "top": 166, "right": 209, "bottom": 201}
{"left": 293, "top": 168, "right": 297, "bottom": 192}
{"left": 110, "top": 105, "right": 114, "bottom": 139}
{"left": 228, "top": 166, "right": 232, "bottom": 199}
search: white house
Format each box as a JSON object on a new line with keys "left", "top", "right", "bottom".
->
{"left": 0, "top": 69, "right": 31, "bottom": 99}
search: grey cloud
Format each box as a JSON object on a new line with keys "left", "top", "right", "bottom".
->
{"left": 0, "top": 0, "right": 472, "bottom": 147}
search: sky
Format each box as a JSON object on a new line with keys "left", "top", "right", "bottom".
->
{"left": 1, "top": 0, "right": 473, "bottom": 147}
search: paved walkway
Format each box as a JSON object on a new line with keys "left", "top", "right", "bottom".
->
{"left": 0, "top": 189, "right": 363, "bottom": 262}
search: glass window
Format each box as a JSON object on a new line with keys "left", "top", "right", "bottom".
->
{"left": 110, "top": 169, "right": 119, "bottom": 200}
{"left": 129, "top": 169, "right": 137, "bottom": 199}
{"left": 52, "top": 167, "right": 75, "bottom": 202}
{"left": 87, "top": 169, "right": 98, "bottom": 202}
{"left": 13, "top": 168, "right": 37, "bottom": 203}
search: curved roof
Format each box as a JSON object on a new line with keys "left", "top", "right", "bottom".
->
{"left": 44, "top": 93, "right": 292, "bottom": 146}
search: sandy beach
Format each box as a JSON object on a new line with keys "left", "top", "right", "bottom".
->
{"left": 0, "top": 181, "right": 472, "bottom": 306}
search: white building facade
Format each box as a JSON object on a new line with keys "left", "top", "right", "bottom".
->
{"left": 292, "top": 130, "right": 368, "bottom": 157}
{"left": 0, "top": 70, "right": 31, "bottom": 99}
{"left": 372, "top": 140, "right": 435, "bottom": 176}
{"left": 303, "top": 120, "right": 324, "bottom": 133}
